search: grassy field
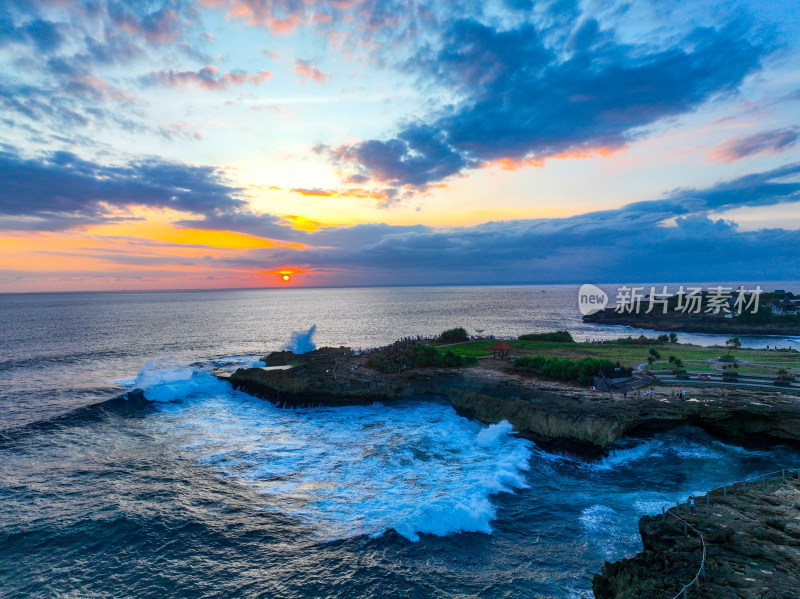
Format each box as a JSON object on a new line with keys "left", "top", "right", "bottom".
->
{"left": 440, "top": 338, "right": 800, "bottom": 376}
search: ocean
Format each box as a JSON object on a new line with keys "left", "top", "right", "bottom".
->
{"left": 1, "top": 285, "right": 799, "bottom": 598}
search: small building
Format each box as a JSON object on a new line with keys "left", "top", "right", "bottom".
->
{"left": 769, "top": 300, "right": 784, "bottom": 314}
{"left": 781, "top": 297, "right": 798, "bottom": 313}
{"left": 490, "top": 341, "right": 512, "bottom": 358}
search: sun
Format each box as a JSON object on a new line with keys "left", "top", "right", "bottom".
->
{"left": 282, "top": 275, "right": 290, "bottom": 281}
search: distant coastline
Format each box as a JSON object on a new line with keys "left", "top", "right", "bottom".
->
{"left": 583, "top": 308, "right": 800, "bottom": 336}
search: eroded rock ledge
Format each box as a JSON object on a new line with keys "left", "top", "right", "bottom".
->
{"left": 593, "top": 476, "right": 800, "bottom": 598}
{"left": 222, "top": 347, "right": 800, "bottom": 457}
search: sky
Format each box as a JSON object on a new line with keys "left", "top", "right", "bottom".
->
{"left": 1, "top": 0, "right": 799, "bottom": 291}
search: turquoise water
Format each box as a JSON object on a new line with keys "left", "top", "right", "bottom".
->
{"left": 1, "top": 286, "right": 799, "bottom": 598}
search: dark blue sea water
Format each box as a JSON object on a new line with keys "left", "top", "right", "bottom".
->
{"left": 2, "top": 286, "right": 799, "bottom": 598}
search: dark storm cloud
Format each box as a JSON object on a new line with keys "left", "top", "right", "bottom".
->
{"left": 173, "top": 211, "right": 430, "bottom": 247}
{"left": 173, "top": 211, "right": 304, "bottom": 242}
{"left": 0, "top": 149, "right": 245, "bottom": 231}
{"left": 324, "top": 19, "right": 769, "bottom": 197}
{"left": 216, "top": 216, "right": 800, "bottom": 286}
{"left": 628, "top": 162, "right": 800, "bottom": 214}
{"left": 199, "top": 163, "right": 800, "bottom": 284}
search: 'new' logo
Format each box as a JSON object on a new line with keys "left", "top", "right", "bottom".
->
{"left": 578, "top": 284, "right": 608, "bottom": 316}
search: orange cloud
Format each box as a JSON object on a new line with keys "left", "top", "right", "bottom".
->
{"left": 281, "top": 215, "right": 323, "bottom": 232}
{"left": 291, "top": 188, "right": 335, "bottom": 197}
{"left": 0, "top": 219, "right": 313, "bottom": 292}
{"left": 294, "top": 59, "right": 328, "bottom": 83}
{"left": 487, "top": 146, "right": 625, "bottom": 171}
{"left": 200, "top": 0, "right": 305, "bottom": 34}
{"left": 288, "top": 185, "right": 402, "bottom": 206}
{"left": 87, "top": 218, "right": 306, "bottom": 250}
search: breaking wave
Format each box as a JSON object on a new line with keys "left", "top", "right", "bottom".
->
{"left": 283, "top": 325, "right": 317, "bottom": 354}
{"left": 132, "top": 358, "right": 533, "bottom": 542}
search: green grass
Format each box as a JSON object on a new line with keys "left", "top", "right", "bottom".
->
{"left": 368, "top": 343, "right": 477, "bottom": 373}
{"left": 443, "top": 339, "right": 800, "bottom": 373}
{"left": 650, "top": 362, "right": 800, "bottom": 375}
{"left": 737, "top": 353, "right": 800, "bottom": 365}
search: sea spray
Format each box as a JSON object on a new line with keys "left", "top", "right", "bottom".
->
{"left": 131, "top": 358, "right": 233, "bottom": 403}
{"left": 283, "top": 325, "right": 317, "bottom": 354}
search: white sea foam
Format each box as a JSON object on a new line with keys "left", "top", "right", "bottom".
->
{"left": 141, "top": 368, "right": 533, "bottom": 542}
{"left": 593, "top": 430, "right": 772, "bottom": 471}
{"left": 116, "top": 355, "right": 263, "bottom": 397}
{"left": 579, "top": 503, "right": 639, "bottom": 557}
{"left": 132, "top": 358, "right": 231, "bottom": 403}
{"left": 594, "top": 440, "right": 662, "bottom": 470}
{"left": 133, "top": 356, "right": 784, "bottom": 548}
{"left": 207, "top": 355, "right": 266, "bottom": 369}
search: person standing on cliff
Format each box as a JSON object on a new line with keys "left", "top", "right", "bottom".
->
{"left": 688, "top": 495, "right": 696, "bottom": 515}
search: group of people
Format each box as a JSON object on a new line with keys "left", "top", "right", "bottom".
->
{"left": 589, "top": 386, "right": 691, "bottom": 399}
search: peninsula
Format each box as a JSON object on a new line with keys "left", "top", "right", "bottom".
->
{"left": 220, "top": 331, "right": 800, "bottom": 456}
{"left": 214, "top": 330, "right": 800, "bottom": 598}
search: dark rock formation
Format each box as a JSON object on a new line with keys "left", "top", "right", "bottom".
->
{"left": 220, "top": 348, "right": 800, "bottom": 456}
{"left": 593, "top": 475, "right": 800, "bottom": 598}
{"left": 227, "top": 346, "right": 458, "bottom": 408}
{"left": 263, "top": 350, "right": 296, "bottom": 366}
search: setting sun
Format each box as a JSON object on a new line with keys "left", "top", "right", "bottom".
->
{"left": 282, "top": 275, "right": 290, "bottom": 281}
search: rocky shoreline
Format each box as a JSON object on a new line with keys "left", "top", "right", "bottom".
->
{"left": 593, "top": 473, "right": 800, "bottom": 598}
{"left": 221, "top": 346, "right": 800, "bottom": 456}
{"left": 216, "top": 344, "right": 800, "bottom": 597}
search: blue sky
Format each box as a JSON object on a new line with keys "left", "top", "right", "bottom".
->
{"left": 1, "top": 0, "right": 799, "bottom": 290}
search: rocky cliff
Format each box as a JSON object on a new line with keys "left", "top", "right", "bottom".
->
{"left": 222, "top": 348, "right": 800, "bottom": 456}
{"left": 593, "top": 475, "right": 800, "bottom": 598}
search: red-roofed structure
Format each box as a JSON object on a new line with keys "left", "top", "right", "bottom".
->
{"left": 490, "top": 341, "right": 512, "bottom": 358}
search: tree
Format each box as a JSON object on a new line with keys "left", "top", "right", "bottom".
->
{"left": 669, "top": 332, "right": 678, "bottom": 344}
{"left": 668, "top": 355, "right": 676, "bottom": 363}
{"left": 723, "top": 362, "right": 739, "bottom": 379}
{"left": 649, "top": 348, "right": 661, "bottom": 360}
{"left": 674, "top": 358, "right": 684, "bottom": 370}
{"left": 725, "top": 337, "right": 741, "bottom": 355}
{"left": 438, "top": 327, "right": 468, "bottom": 343}
{"left": 777, "top": 368, "right": 788, "bottom": 382}
{"left": 647, "top": 356, "right": 655, "bottom": 369}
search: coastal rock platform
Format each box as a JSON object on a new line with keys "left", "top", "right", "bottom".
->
{"left": 222, "top": 348, "right": 800, "bottom": 457}
{"left": 593, "top": 475, "right": 800, "bottom": 598}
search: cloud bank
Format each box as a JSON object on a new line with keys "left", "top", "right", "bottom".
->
{"left": 0, "top": 150, "right": 244, "bottom": 231}
{"left": 323, "top": 19, "right": 768, "bottom": 201}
